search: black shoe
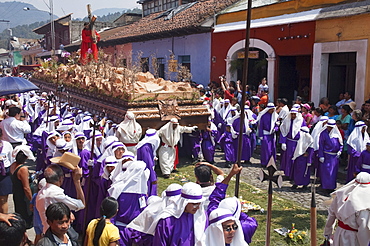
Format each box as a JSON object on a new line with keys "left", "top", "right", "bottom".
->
{"left": 291, "top": 185, "right": 298, "bottom": 190}
{"left": 301, "top": 185, "right": 308, "bottom": 191}
{"left": 163, "top": 174, "right": 170, "bottom": 179}
{"left": 171, "top": 169, "right": 179, "bottom": 173}
{"left": 225, "top": 162, "right": 232, "bottom": 168}
{"left": 244, "top": 160, "right": 252, "bottom": 165}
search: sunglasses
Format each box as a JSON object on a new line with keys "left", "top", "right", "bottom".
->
{"left": 223, "top": 223, "right": 238, "bottom": 232}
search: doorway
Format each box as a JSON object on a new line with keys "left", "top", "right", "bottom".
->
{"left": 278, "top": 55, "right": 311, "bottom": 105}
{"left": 327, "top": 52, "right": 356, "bottom": 104}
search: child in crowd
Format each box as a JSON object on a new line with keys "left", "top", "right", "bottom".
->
{"left": 84, "top": 197, "right": 120, "bottom": 246}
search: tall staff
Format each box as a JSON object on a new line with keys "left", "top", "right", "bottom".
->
{"left": 235, "top": 0, "right": 253, "bottom": 198}
{"left": 82, "top": 115, "right": 99, "bottom": 241}
{"left": 310, "top": 169, "right": 317, "bottom": 246}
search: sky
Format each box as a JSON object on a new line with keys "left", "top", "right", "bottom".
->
{"left": 0, "top": 0, "right": 141, "bottom": 18}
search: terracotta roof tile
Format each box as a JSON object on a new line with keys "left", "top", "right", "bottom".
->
{"left": 101, "top": 0, "right": 240, "bottom": 42}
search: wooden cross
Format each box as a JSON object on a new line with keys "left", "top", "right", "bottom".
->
{"left": 259, "top": 157, "right": 283, "bottom": 246}
{"left": 87, "top": 4, "right": 97, "bottom": 43}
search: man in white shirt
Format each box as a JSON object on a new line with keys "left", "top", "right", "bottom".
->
{"left": 36, "top": 164, "right": 85, "bottom": 234}
{"left": 335, "top": 91, "right": 353, "bottom": 114}
{"left": 0, "top": 107, "right": 31, "bottom": 148}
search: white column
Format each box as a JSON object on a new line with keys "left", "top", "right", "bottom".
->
{"left": 266, "top": 57, "right": 276, "bottom": 102}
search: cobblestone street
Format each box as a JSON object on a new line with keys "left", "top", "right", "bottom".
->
{"left": 211, "top": 147, "right": 346, "bottom": 212}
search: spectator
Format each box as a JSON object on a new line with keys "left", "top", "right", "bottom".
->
{"left": 319, "top": 97, "right": 331, "bottom": 113}
{"left": 312, "top": 107, "right": 324, "bottom": 126}
{"left": 84, "top": 197, "right": 120, "bottom": 246}
{"left": 257, "top": 77, "right": 268, "bottom": 97}
{"left": 258, "top": 89, "right": 268, "bottom": 107}
{"left": 0, "top": 107, "right": 31, "bottom": 148}
{"left": 36, "top": 202, "right": 79, "bottom": 246}
{"left": 325, "top": 105, "right": 339, "bottom": 120}
{"left": 277, "top": 98, "right": 289, "bottom": 122}
{"left": 0, "top": 213, "right": 28, "bottom": 246}
{"left": 36, "top": 164, "right": 85, "bottom": 233}
{"left": 348, "top": 109, "right": 362, "bottom": 135}
{"left": 10, "top": 145, "right": 36, "bottom": 229}
{"left": 0, "top": 128, "right": 13, "bottom": 214}
{"left": 301, "top": 104, "right": 313, "bottom": 128}
{"left": 295, "top": 96, "right": 303, "bottom": 105}
{"left": 362, "top": 100, "right": 370, "bottom": 134}
{"left": 336, "top": 91, "right": 353, "bottom": 113}
{"left": 220, "top": 77, "right": 235, "bottom": 100}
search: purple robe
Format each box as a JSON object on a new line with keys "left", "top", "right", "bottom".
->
{"left": 347, "top": 145, "right": 361, "bottom": 183}
{"left": 355, "top": 150, "right": 370, "bottom": 174}
{"left": 258, "top": 113, "right": 277, "bottom": 166}
{"left": 207, "top": 183, "right": 258, "bottom": 244}
{"left": 121, "top": 228, "right": 153, "bottom": 246}
{"left": 116, "top": 193, "right": 147, "bottom": 245}
{"left": 201, "top": 130, "right": 217, "bottom": 163}
{"left": 292, "top": 147, "right": 313, "bottom": 186}
{"left": 137, "top": 143, "right": 157, "bottom": 196}
{"left": 280, "top": 119, "right": 305, "bottom": 179}
{"left": 232, "top": 118, "right": 251, "bottom": 161}
{"left": 189, "top": 131, "right": 201, "bottom": 160}
{"left": 318, "top": 130, "right": 343, "bottom": 189}
{"left": 218, "top": 131, "right": 235, "bottom": 163}
{"left": 152, "top": 213, "right": 195, "bottom": 246}
{"left": 213, "top": 109, "right": 224, "bottom": 142}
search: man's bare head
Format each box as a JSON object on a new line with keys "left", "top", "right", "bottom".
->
{"left": 44, "top": 164, "right": 64, "bottom": 186}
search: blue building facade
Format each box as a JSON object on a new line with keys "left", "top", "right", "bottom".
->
{"left": 132, "top": 32, "right": 211, "bottom": 85}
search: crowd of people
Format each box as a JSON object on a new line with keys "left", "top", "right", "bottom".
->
{"left": 0, "top": 75, "right": 369, "bottom": 245}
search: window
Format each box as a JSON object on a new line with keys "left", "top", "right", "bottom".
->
{"left": 157, "top": 58, "right": 165, "bottom": 79}
{"left": 178, "top": 55, "right": 191, "bottom": 71}
{"left": 141, "top": 57, "right": 149, "bottom": 73}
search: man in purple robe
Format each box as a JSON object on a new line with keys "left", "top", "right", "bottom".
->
{"left": 257, "top": 103, "right": 278, "bottom": 167}
{"left": 347, "top": 121, "right": 368, "bottom": 182}
{"left": 279, "top": 108, "right": 306, "bottom": 180}
{"left": 136, "top": 129, "right": 160, "bottom": 196}
{"left": 318, "top": 119, "right": 343, "bottom": 192}
{"left": 218, "top": 124, "right": 236, "bottom": 167}
{"left": 152, "top": 182, "right": 206, "bottom": 246}
{"left": 291, "top": 126, "right": 314, "bottom": 189}
{"left": 355, "top": 141, "right": 370, "bottom": 174}
{"left": 207, "top": 164, "right": 258, "bottom": 244}
{"left": 231, "top": 105, "right": 256, "bottom": 164}
{"left": 201, "top": 120, "right": 218, "bottom": 163}
{"left": 108, "top": 161, "right": 150, "bottom": 243}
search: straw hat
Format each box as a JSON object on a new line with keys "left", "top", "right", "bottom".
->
{"left": 50, "top": 152, "right": 81, "bottom": 170}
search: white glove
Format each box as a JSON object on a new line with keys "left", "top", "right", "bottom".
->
{"left": 259, "top": 137, "right": 263, "bottom": 140}
{"left": 193, "top": 126, "right": 198, "bottom": 131}
{"left": 218, "top": 123, "right": 222, "bottom": 128}
{"left": 87, "top": 159, "right": 94, "bottom": 167}
{"left": 337, "top": 151, "right": 342, "bottom": 159}
{"left": 281, "top": 143, "right": 287, "bottom": 151}
{"left": 319, "top": 157, "right": 325, "bottom": 163}
{"left": 307, "top": 163, "right": 312, "bottom": 167}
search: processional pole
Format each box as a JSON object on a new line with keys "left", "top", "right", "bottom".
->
{"left": 234, "top": 0, "right": 253, "bottom": 198}
{"left": 310, "top": 168, "right": 317, "bottom": 246}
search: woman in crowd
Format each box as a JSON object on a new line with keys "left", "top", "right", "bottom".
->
{"left": 84, "top": 197, "right": 120, "bottom": 246}
{"left": 10, "top": 145, "right": 36, "bottom": 228}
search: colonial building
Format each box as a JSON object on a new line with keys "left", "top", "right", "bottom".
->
{"left": 212, "top": 0, "right": 370, "bottom": 104}
{"left": 66, "top": 0, "right": 239, "bottom": 84}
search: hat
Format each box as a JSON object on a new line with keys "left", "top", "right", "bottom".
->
{"left": 5, "top": 99, "right": 17, "bottom": 107}
{"left": 301, "top": 126, "right": 310, "bottom": 133}
{"left": 290, "top": 108, "right": 298, "bottom": 113}
{"left": 267, "top": 102, "right": 275, "bottom": 108}
{"left": 327, "top": 119, "right": 336, "bottom": 126}
{"left": 345, "top": 101, "right": 356, "bottom": 111}
{"left": 181, "top": 182, "right": 205, "bottom": 203}
{"left": 170, "top": 118, "right": 179, "bottom": 124}
{"left": 146, "top": 128, "right": 157, "bottom": 137}
{"left": 55, "top": 139, "right": 70, "bottom": 150}
{"left": 320, "top": 116, "right": 329, "bottom": 121}
{"left": 302, "top": 103, "right": 311, "bottom": 111}
{"left": 251, "top": 96, "right": 260, "bottom": 101}
{"left": 50, "top": 152, "right": 81, "bottom": 170}
{"left": 126, "top": 112, "right": 135, "bottom": 120}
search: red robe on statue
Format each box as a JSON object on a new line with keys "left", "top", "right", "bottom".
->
{"left": 80, "top": 29, "right": 100, "bottom": 64}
